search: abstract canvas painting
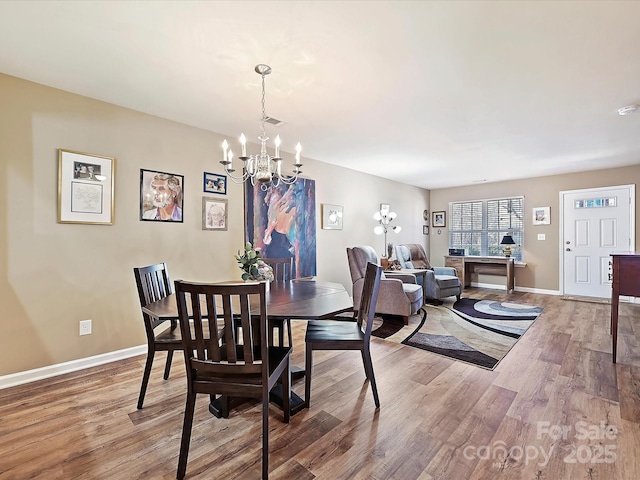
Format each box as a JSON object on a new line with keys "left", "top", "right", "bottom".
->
{"left": 244, "top": 179, "right": 316, "bottom": 278}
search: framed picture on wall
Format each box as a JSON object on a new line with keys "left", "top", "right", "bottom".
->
{"left": 533, "top": 206, "right": 551, "bottom": 225}
{"left": 57, "top": 149, "right": 115, "bottom": 225}
{"left": 203, "top": 172, "right": 226, "bottom": 195}
{"left": 322, "top": 204, "right": 343, "bottom": 229}
{"left": 140, "top": 169, "right": 184, "bottom": 222}
{"left": 202, "top": 197, "right": 228, "bottom": 230}
{"left": 432, "top": 210, "right": 446, "bottom": 227}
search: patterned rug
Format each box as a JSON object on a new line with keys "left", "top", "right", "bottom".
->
{"left": 401, "top": 298, "right": 543, "bottom": 369}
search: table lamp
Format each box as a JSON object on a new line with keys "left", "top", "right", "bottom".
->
{"left": 500, "top": 234, "right": 515, "bottom": 257}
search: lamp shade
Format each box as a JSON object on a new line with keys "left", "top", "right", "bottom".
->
{"left": 500, "top": 234, "right": 516, "bottom": 245}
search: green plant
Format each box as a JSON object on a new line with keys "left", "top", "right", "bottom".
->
{"left": 235, "top": 242, "right": 274, "bottom": 281}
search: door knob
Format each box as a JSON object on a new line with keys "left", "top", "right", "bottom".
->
{"left": 566, "top": 248, "right": 571, "bottom": 251}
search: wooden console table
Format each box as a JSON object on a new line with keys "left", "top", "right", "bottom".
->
{"left": 445, "top": 255, "right": 515, "bottom": 293}
{"left": 610, "top": 252, "right": 640, "bottom": 363}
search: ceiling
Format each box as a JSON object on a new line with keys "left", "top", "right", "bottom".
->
{"left": 1, "top": 1, "right": 639, "bottom": 189}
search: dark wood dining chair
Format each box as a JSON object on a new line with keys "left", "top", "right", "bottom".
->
{"left": 175, "top": 280, "right": 291, "bottom": 480}
{"left": 261, "top": 257, "right": 293, "bottom": 347}
{"left": 133, "top": 262, "right": 181, "bottom": 409}
{"left": 304, "top": 262, "right": 383, "bottom": 408}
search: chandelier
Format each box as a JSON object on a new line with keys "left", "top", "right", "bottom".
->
{"left": 220, "top": 64, "right": 302, "bottom": 190}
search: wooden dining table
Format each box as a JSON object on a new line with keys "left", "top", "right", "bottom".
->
{"left": 142, "top": 278, "right": 354, "bottom": 415}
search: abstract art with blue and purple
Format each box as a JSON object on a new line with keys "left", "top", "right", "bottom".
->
{"left": 244, "top": 178, "right": 316, "bottom": 278}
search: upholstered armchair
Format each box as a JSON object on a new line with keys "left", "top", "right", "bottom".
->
{"left": 394, "top": 243, "right": 462, "bottom": 303}
{"left": 347, "top": 246, "right": 423, "bottom": 324}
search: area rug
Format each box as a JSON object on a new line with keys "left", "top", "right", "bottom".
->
{"left": 371, "top": 314, "right": 408, "bottom": 339}
{"left": 400, "top": 298, "right": 543, "bottom": 369}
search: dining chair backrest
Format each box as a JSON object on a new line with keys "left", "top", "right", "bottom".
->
{"left": 260, "top": 257, "right": 294, "bottom": 347}
{"left": 134, "top": 262, "right": 173, "bottom": 330}
{"left": 174, "top": 280, "right": 270, "bottom": 396}
{"left": 358, "top": 262, "right": 383, "bottom": 339}
{"left": 261, "top": 257, "right": 293, "bottom": 282}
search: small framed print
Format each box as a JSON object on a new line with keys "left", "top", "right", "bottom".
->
{"left": 140, "top": 169, "right": 184, "bottom": 222}
{"left": 57, "top": 149, "right": 115, "bottom": 225}
{"left": 204, "top": 172, "right": 226, "bottom": 195}
{"left": 432, "top": 211, "right": 446, "bottom": 228}
{"left": 202, "top": 197, "right": 228, "bottom": 230}
{"left": 322, "top": 204, "right": 343, "bottom": 230}
{"left": 423, "top": 225, "right": 429, "bottom": 235}
{"left": 380, "top": 203, "right": 390, "bottom": 215}
{"left": 533, "top": 206, "right": 551, "bottom": 225}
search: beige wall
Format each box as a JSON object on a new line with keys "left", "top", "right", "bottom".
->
{"left": 0, "top": 74, "right": 429, "bottom": 376}
{"left": 430, "top": 168, "right": 640, "bottom": 290}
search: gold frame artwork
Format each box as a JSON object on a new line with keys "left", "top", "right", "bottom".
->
{"left": 57, "top": 149, "right": 115, "bottom": 225}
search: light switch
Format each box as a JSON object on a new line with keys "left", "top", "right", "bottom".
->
{"left": 537, "top": 234, "right": 546, "bottom": 240}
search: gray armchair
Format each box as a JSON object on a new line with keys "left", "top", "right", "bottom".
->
{"left": 347, "top": 246, "right": 423, "bottom": 324}
{"left": 394, "top": 244, "right": 462, "bottom": 303}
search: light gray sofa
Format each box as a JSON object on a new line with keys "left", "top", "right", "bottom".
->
{"left": 347, "top": 245, "right": 423, "bottom": 324}
{"left": 394, "top": 243, "right": 462, "bottom": 303}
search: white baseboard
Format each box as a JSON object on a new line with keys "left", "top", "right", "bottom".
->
{"left": 471, "top": 282, "right": 560, "bottom": 296}
{"left": 0, "top": 345, "right": 146, "bottom": 390}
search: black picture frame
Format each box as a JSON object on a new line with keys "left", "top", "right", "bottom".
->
{"left": 140, "top": 168, "right": 184, "bottom": 222}
{"left": 432, "top": 210, "right": 446, "bottom": 228}
{"left": 203, "top": 172, "right": 227, "bottom": 195}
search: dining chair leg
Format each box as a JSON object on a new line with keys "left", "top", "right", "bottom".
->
{"left": 163, "top": 350, "right": 174, "bottom": 380}
{"left": 137, "top": 350, "right": 155, "bottom": 409}
{"left": 262, "top": 392, "right": 269, "bottom": 480}
{"left": 362, "top": 347, "right": 380, "bottom": 408}
{"left": 360, "top": 350, "right": 370, "bottom": 379}
{"left": 278, "top": 320, "right": 285, "bottom": 347}
{"left": 286, "top": 319, "right": 292, "bottom": 347}
{"left": 304, "top": 345, "right": 313, "bottom": 408}
{"left": 282, "top": 359, "right": 291, "bottom": 423}
{"left": 177, "top": 393, "right": 196, "bottom": 480}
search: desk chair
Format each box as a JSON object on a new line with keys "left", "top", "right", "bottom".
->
{"left": 133, "top": 263, "right": 181, "bottom": 409}
{"left": 175, "top": 280, "right": 291, "bottom": 480}
{"left": 261, "top": 257, "right": 293, "bottom": 347}
{"left": 304, "top": 262, "right": 383, "bottom": 408}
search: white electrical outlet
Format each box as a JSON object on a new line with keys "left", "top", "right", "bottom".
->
{"left": 538, "top": 234, "right": 546, "bottom": 240}
{"left": 79, "top": 319, "right": 92, "bottom": 336}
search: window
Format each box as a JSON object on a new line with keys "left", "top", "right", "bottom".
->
{"left": 449, "top": 196, "right": 524, "bottom": 261}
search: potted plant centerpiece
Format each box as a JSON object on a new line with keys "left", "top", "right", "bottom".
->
{"left": 235, "top": 242, "right": 274, "bottom": 288}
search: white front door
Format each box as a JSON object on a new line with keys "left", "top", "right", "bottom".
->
{"left": 561, "top": 185, "right": 634, "bottom": 298}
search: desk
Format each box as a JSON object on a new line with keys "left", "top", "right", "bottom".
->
{"left": 445, "top": 256, "right": 515, "bottom": 293}
{"left": 610, "top": 252, "right": 640, "bottom": 363}
{"left": 142, "top": 279, "right": 353, "bottom": 414}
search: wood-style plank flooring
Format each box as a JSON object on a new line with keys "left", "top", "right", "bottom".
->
{"left": 1, "top": 289, "right": 639, "bottom": 479}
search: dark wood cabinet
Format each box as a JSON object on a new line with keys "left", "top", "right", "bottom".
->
{"left": 610, "top": 252, "right": 640, "bottom": 363}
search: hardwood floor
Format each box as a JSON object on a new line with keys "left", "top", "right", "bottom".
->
{"left": 1, "top": 289, "right": 639, "bottom": 479}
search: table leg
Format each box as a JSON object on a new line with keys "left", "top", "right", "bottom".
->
{"left": 208, "top": 385, "right": 307, "bottom": 417}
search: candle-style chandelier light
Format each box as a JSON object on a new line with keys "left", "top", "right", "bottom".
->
{"left": 220, "top": 64, "right": 302, "bottom": 190}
